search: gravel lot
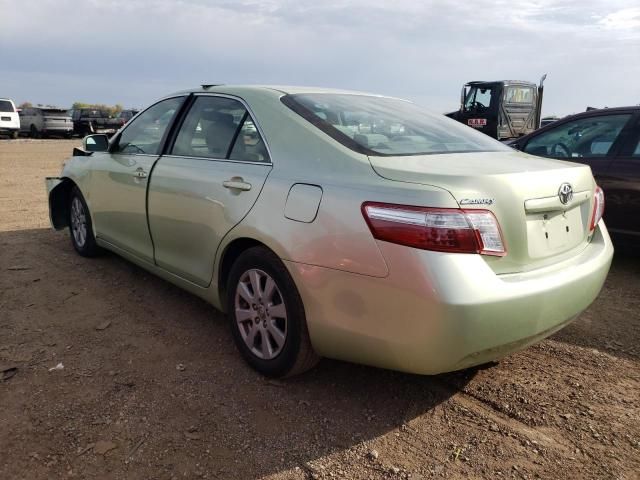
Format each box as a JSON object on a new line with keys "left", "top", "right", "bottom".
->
{"left": 1, "top": 139, "right": 639, "bottom": 480}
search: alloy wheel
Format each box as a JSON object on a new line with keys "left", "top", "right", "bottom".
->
{"left": 70, "top": 197, "right": 87, "bottom": 248}
{"left": 234, "top": 269, "right": 288, "bottom": 360}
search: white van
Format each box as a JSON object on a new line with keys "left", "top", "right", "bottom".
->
{"left": 0, "top": 98, "right": 20, "bottom": 139}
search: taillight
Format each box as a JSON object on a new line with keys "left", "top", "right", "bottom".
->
{"left": 361, "top": 202, "right": 506, "bottom": 256}
{"left": 589, "top": 186, "right": 605, "bottom": 231}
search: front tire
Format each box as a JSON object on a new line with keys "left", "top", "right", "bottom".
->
{"left": 11, "top": 131, "right": 18, "bottom": 139}
{"left": 227, "top": 246, "right": 319, "bottom": 377}
{"left": 68, "top": 187, "right": 100, "bottom": 257}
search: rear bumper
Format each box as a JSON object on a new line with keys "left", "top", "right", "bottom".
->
{"left": 42, "top": 126, "right": 73, "bottom": 134}
{"left": 0, "top": 126, "right": 19, "bottom": 133}
{"left": 285, "top": 222, "right": 613, "bottom": 375}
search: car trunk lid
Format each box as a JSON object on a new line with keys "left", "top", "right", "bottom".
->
{"left": 369, "top": 150, "right": 596, "bottom": 274}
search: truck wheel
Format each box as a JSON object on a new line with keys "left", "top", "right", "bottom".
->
{"left": 29, "top": 125, "right": 40, "bottom": 139}
{"left": 227, "top": 246, "right": 319, "bottom": 378}
{"left": 11, "top": 131, "right": 18, "bottom": 139}
{"left": 68, "top": 186, "right": 100, "bottom": 257}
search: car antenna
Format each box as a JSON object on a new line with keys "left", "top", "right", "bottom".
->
{"left": 201, "top": 84, "right": 222, "bottom": 89}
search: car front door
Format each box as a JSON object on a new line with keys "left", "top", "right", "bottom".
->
{"left": 89, "top": 96, "right": 186, "bottom": 263}
{"left": 604, "top": 113, "right": 640, "bottom": 236}
{"left": 147, "top": 94, "right": 272, "bottom": 287}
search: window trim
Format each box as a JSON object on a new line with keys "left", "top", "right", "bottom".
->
{"left": 163, "top": 93, "right": 273, "bottom": 165}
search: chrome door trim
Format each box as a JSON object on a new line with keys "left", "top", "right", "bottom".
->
{"left": 161, "top": 154, "right": 272, "bottom": 166}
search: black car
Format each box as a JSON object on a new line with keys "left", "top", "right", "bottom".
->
{"left": 69, "top": 109, "right": 124, "bottom": 137}
{"left": 511, "top": 107, "right": 640, "bottom": 245}
{"left": 118, "top": 109, "right": 139, "bottom": 124}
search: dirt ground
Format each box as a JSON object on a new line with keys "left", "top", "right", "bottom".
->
{"left": 0, "top": 139, "right": 638, "bottom": 480}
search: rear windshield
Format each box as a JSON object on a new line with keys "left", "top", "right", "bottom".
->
{"left": 505, "top": 86, "right": 534, "bottom": 104}
{"left": 0, "top": 100, "right": 15, "bottom": 113}
{"left": 282, "top": 93, "right": 509, "bottom": 156}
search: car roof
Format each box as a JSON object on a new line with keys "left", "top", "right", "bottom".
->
{"left": 465, "top": 80, "right": 535, "bottom": 87}
{"left": 167, "top": 84, "right": 396, "bottom": 99}
{"left": 514, "top": 106, "right": 640, "bottom": 144}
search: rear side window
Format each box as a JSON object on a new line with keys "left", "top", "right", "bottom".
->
{"left": 524, "top": 114, "right": 631, "bottom": 159}
{"left": 171, "top": 96, "right": 269, "bottom": 162}
{"left": 282, "top": 93, "right": 509, "bottom": 156}
{"left": 0, "top": 100, "right": 15, "bottom": 112}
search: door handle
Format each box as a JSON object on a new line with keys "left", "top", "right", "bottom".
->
{"left": 134, "top": 168, "right": 147, "bottom": 179}
{"left": 223, "top": 179, "right": 252, "bottom": 191}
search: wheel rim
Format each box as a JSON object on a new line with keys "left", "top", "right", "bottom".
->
{"left": 70, "top": 197, "right": 87, "bottom": 248}
{"left": 234, "top": 269, "right": 287, "bottom": 360}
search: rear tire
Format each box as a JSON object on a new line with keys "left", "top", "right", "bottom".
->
{"left": 10, "top": 131, "right": 18, "bottom": 139}
{"left": 68, "top": 186, "right": 100, "bottom": 257}
{"left": 29, "top": 125, "right": 40, "bottom": 139}
{"left": 227, "top": 246, "right": 319, "bottom": 377}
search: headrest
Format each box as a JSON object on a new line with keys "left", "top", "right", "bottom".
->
{"left": 201, "top": 110, "right": 235, "bottom": 125}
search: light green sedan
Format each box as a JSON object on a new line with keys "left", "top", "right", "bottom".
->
{"left": 46, "top": 85, "right": 613, "bottom": 377}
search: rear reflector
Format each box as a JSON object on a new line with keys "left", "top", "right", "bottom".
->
{"left": 362, "top": 202, "right": 506, "bottom": 256}
{"left": 589, "top": 186, "right": 605, "bottom": 231}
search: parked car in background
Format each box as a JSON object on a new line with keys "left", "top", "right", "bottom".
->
{"left": 19, "top": 107, "right": 73, "bottom": 138}
{"left": 69, "top": 108, "right": 124, "bottom": 137}
{"left": 46, "top": 85, "right": 612, "bottom": 378}
{"left": 118, "top": 109, "right": 139, "bottom": 124}
{"left": 0, "top": 98, "right": 20, "bottom": 139}
{"left": 511, "top": 106, "right": 640, "bottom": 245}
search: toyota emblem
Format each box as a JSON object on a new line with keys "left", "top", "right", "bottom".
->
{"left": 558, "top": 183, "right": 573, "bottom": 205}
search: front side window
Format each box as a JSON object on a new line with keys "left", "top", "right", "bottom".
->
{"left": 113, "top": 97, "right": 183, "bottom": 155}
{"left": 283, "top": 93, "right": 509, "bottom": 156}
{"left": 524, "top": 114, "right": 631, "bottom": 159}
{"left": 464, "top": 86, "right": 493, "bottom": 111}
{"left": 171, "top": 96, "right": 269, "bottom": 162}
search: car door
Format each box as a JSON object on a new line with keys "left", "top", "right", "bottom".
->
{"left": 89, "top": 96, "right": 186, "bottom": 263}
{"left": 521, "top": 111, "right": 635, "bottom": 228}
{"left": 604, "top": 113, "right": 640, "bottom": 236}
{"left": 147, "top": 94, "right": 272, "bottom": 287}
{"left": 18, "top": 108, "right": 30, "bottom": 133}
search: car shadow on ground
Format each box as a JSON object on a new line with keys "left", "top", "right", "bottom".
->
{"left": 0, "top": 228, "right": 478, "bottom": 479}
{"left": 550, "top": 250, "right": 640, "bottom": 361}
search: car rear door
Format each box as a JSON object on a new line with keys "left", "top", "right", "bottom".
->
{"left": 603, "top": 112, "right": 640, "bottom": 236}
{"left": 89, "top": 96, "right": 186, "bottom": 263}
{"left": 147, "top": 94, "right": 272, "bottom": 287}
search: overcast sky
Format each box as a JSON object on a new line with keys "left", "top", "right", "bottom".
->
{"left": 1, "top": 0, "right": 638, "bottom": 117}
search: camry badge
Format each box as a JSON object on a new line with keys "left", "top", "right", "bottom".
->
{"left": 558, "top": 183, "right": 573, "bottom": 205}
{"left": 459, "top": 198, "right": 495, "bottom": 206}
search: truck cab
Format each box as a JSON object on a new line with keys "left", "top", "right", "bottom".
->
{"left": 447, "top": 78, "right": 545, "bottom": 141}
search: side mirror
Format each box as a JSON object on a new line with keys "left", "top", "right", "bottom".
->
{"left": 83, "top": 134, "right": 109, "bottom": 152}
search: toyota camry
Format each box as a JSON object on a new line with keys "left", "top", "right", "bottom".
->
{"left": 46, "top": 85, "right": 613, "bottom": 377}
